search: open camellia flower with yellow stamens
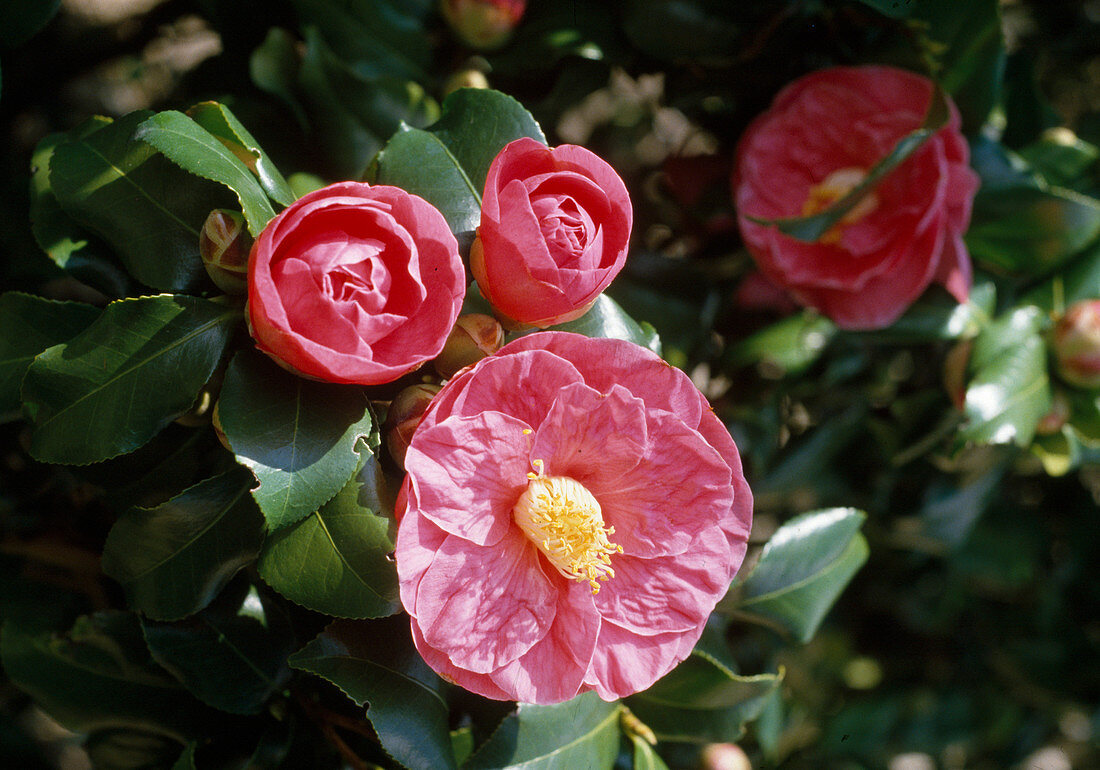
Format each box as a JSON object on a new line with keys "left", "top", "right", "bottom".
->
{"left": 394, "top": 332, "right": 752, "bottom": 703}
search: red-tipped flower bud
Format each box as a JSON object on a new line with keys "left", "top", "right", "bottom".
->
{"left": 1053, "top": 300, "right": 1100, "bottom": 389}
{"left": 200, "top": 209, "right": 252, "bottom": 294}
{"left": 433, "top": 313, "right": 505, "bottom": 378}
{"left": 699, "top": 743, "right": 752, "bottom": 770}
{"left": 440, "top": 0, "right": 525, "bottom": 50}
{"left": 386, "top": 384, "right": 443, "bottom": 469}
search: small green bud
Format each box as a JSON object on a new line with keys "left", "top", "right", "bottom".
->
{"left": 385, "top": 384, "right": 443, "bottom": 469}
{"left": 200, "top": 209, "right": 251, "bottom": 294}
{"left": 433, "top": 313, "right": 505, "bottom": 378}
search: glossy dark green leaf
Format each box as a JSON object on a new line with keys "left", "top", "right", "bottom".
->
{"left": 218, "top": 349, "right": 374, "bottom": 530}
{"left": 142, "top": 586, "right": 294, "bottom": 714}
{"left": 372, "top": 88, "right": 545, "bottom": 237}
{"left": 747, "top": 87, "right": 950, "bottom": 243}
{"left": 289, "top": 0, "right": 432, "bottom": 81}
{"left": 101, "top": 467, "right": 265, "bottom": 621}
{"left": 959, "top": 307, "right": 1052, "bottom": 447}
{"left": 49, "top": 111, "right": 235, "bottom": 292}
{"left": 919, "top": 464, "right": 1006, "bottom": 548}
{"left": 726, "top": 312, "right": 836, "bottom": 376}
{"left": 21, "top": 295, "right": 238, "bottom": 465}
{"left": 258, "top": 454, "right": 398, "bottom": 618}
{"left": 543, "top": 293, "right": 661, "bottom": 353}
{"left": 627, "top": 651, "right": 782, "bottom": 744}
{"left": 912, "top": 0, "right": 1005, "bottom": 130}
{"left": 84, "top": 730, "right": 186, "bottom": 770}
{"left": 136, "top": 111, "right": 276, "bottom": 236}
{"left": 0, "top": 611, "right": 207, "bottom": 739}
{"left": 727, "top": 508, "right": 869, "bottom": 642}
{"left": 288, "top": 616, "right": 455, "bottom": 770}
{"left": 630, "top": 734, "right": 670, "bottom": 770}
{"left": 1030, "top": 426, "right": 1082, "bottom": 477}
{"left": 249, "top": 28, "right": 309, "bottom": 131}
{"left": 29, "top": 129, "right": 132, "bottom": 298}
{"left": 1019, "top": 130, "right": 1100, "bottom": 191}
{"left": 1022, "top": 240, "right": 1100, "bottom": 312}
{"left": 467, "top": 693, "right": 621, "bottom": 770}
{"left": 864, "top": 278, "right": 996, "bottom": 343}
{"left": 621, "top": 0, "right": 741, "bottom": 66}
{"left": 0, "top": 292, "right": 100, "bottom": 413}
{"left": 186, "top": 101, "right": 296, "bottom": 207}
{"left": 297, "top": 27, "right": 438, "bottom": 179}
{"left": 1068, "top": 388, "right": 1100, "bottom": 446}
{"left": 171, "top": 743, "right": 197, "bottom": 770}
{"left": 966, "top": 185, "right": 1100, "bottom": 276}
{"left": 855, "top": 0, "right": 917, "bottom": 18}
{"left": 0, "top": 0, "right": 61, "bottom": 47}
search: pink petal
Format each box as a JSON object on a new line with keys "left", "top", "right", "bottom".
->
{"left": 585, "top": 622, "right": 698, "bottom": 701}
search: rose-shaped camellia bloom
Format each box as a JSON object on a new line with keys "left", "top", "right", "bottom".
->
{"left": 395, "top": 332, "right": 752, "bottom": 703}
{"left": 472, "top": 138, "right": 632, "bottom": 328}
{"left": 247, "top": 182, "right": 465, "bottom": 384}
{"left": 734, "top": 66, "right": 980, "bottom": 330}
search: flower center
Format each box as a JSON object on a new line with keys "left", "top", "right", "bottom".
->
{"left": 512, "top": 471, "right": 622, "bottom": 594}
{"left": 801, "top": 167, "right": 878, "bottom": 244}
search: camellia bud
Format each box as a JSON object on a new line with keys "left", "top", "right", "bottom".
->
{"left": 200, "top": 209, "right": 252, "bottom": 294}
{"left": 1053, "top": 299, "right": 1100, "bottom": 389}
{"left": 433, "top": 313, "right": 504, "bottom": 378}
{"left": 385, "top": 384, "right": 443, "bottom": 469}
{"left": 699, "top": 743, "right": 753, "bottom": 770}
{"left": 443, "top": 66, "right": 490, "bottom": 97}
{"left": 440, "top": 0, "right": 526, "bottom": 50}
{"left": 1036, "top": 388, "right": 1071, "bottom": 436}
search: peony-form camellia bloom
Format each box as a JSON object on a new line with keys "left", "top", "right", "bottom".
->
{"left": 247, "top": 182, "right": 466, "bottom": 385}
{"left": 734, "top": 65, "right": 980, "bottom": 330}
{"left": 472, "top": 138, "right": 632, "bottom": 328}
{"left": 395, "top": 332, "right": 752, "bottom": 703}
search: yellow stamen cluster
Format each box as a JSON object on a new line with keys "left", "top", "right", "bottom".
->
{"left": 801, "top": 167, "right": 878, "bottom": 244}
{"left": 512, "top": 471, "right": 622, "bottom": 594}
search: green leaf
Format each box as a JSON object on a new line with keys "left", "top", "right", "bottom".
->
{"left": 864, "top": 277, "right": 996, "bottom": 343}
{"left": 0, "top": 292, "right": 100, "bottom": 414}
{"left": 958, "top": 306, "right": 1052, "bottom": 447}
{"left": 171, "top": 743, "right": 198, "bottom": 770}
{"left": 630, "top": 734, "right": 670, "bottom": 770}
{"left": 186, "top": 101, "right": 296, "bottom": 207}
{"left": 727, "top": 508, "right": 869, "bottom": 642}
{"left": 258, "top": 453, "right": 398, "bottom": 618}
{"left": 966, "top": 185, "right": 1100, "bottom": 276}
{"left": 1067, "top": 388, "right": 1100, "bottom": 446}
{"left": 747, "top": 86, "right": 950, "bottom": 242}
{"left": 249, "top": 27, "right": 309, "bottom": 131}
{"left": 49, "top": 111, "right": 236, "bottom": 292}
{"left": 627, "top": 651, "right": 782, "bottom": 744}
{"left": 0, "top": 611, "right": 208, "bottom": 739}
{"left": 855, "top": 0, "right": 918, "bottom": 18}
{"left": 142, "top": 586, "right": 294, "bottom": 714}
{"left": 21, "top": 295, "right": 238, "bottom": 465}
{"left": 84, "top": 730, "right": 186, "bottom": 770}
{"left": 289, "top": 0, "right": 432, "bottom": 82}
{"left": 0, "top": 0, "right": 61, "bottom": 47}
{"left": 372, "top": 88, "right": 545, "bottom": 237}
{"left": 218, "top": 349, "right": 374, "bottom": 531}
{"left": 1030, "top": 426, "right": 1082, "bottom": 477}
{"left": 136, "top": 111, "right": 276, "bottom": 236}
{"left": 918, "top": 463, "right": 1007, "bottom": 548}
{"left": 101, "top": 467, "right": 265, "bottom": 621}
{"left": 542, "top": 293, "right": 661, "bottom": 353}
{"left": 726, "top": 312, "right": 836, "bottom": 376}
{"left": 1019, "top": 130, "right": 1100, "bottom": 191}
{"left": 297, "top": 28, "right": 438, "bottom": 179}
{"left": 913, "top": 0, "right": 1005, "bottom": 130}
{"left": 466, "top": 692, "right": 621, "bottom": 770}
{"left": 288, "top": 616, "right": 456, "bottom": 770}
{"left": 1022, "top": 240, "right": 1100, "bottom": 313}
{"left": 29, "top": 130, "right": 132, "bottom": 298}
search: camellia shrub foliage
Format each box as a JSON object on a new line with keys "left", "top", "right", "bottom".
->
{"left": 1, "top": 0, "right": 1098, "bottom": 768}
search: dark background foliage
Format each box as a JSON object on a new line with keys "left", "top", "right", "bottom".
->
{"left": 1, "top": 1, "right": 1099, "bottom": 769}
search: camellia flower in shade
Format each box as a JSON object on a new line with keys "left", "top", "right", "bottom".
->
{"left": 734, "top": 65, "right": 980, "bottom": 330}
{"left": 472, "top": 138, "right": 632, "bottom": 328}
{"left": 395, "top": 332, "right": 752, "bottom": 703}
{"left": 247, "top": 182, "right": 466, "bottom": 385}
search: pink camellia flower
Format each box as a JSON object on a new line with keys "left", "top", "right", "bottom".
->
{"left": 247, "top": 182, "right": 465, "bottom": 385}
{"left": 734, "top": 65, "right": 980, "bottom": 330}
{"left": 395, "top": 332, "right": 752, "bottom": 703}
{"left": 472, "top": 138, "right": 632, "bottom": 328}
